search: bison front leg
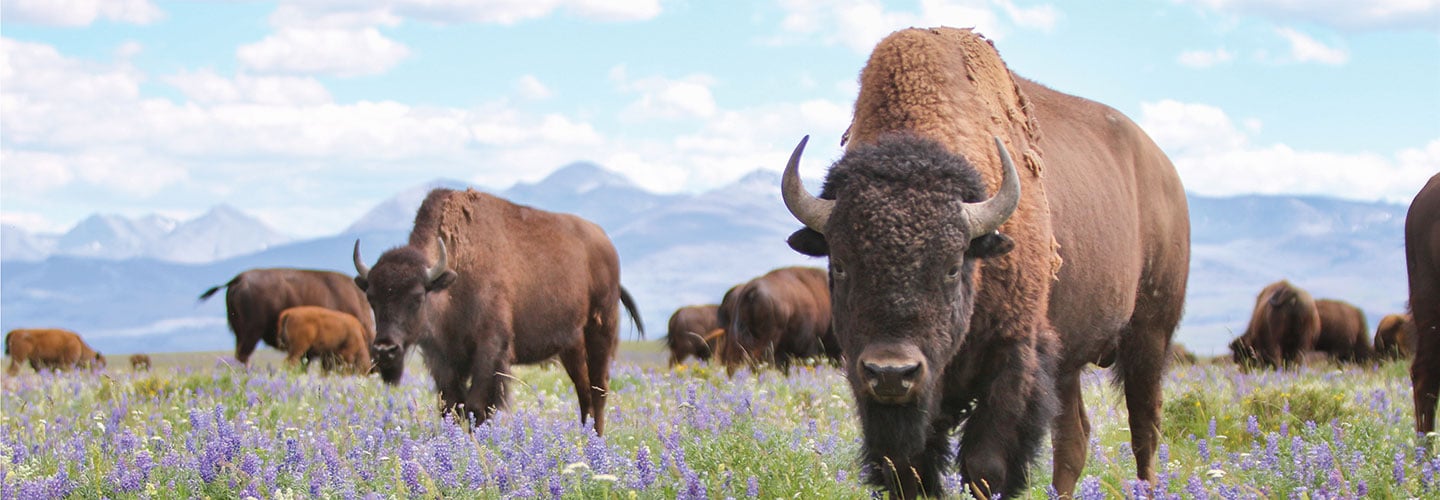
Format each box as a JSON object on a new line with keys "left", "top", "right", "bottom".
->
{"left": 558, "top": 344, "right": 594, "bottom": 431}
{"left": 462, "top": 352, "right": 509, "bottom": 427}
{"left": 1051, "top": 371, "right": 1091, "bottom": 497}
{"left": 958, "top": 343, "right": 1059, "bottom": 500}
{"left": 1414, "top": 318, "right": 1439, "bottom": 434}
{"left": 584, "top": 316, "right": 619, "bottom": 436}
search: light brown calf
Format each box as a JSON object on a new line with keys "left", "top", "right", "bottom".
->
{"left": 4, "top": 328, "right": 106, "bottom": 376}
{"left": 129, "top": 354, "right": 152, "bottom": 371}
{"left": 277, "top": 306, "right": 371, "bottom": 375}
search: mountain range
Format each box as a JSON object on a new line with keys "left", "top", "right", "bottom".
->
{"left": 0, "top": 162, "right": 1413, "bottom": 358}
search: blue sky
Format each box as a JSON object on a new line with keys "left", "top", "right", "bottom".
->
{"left": 2, "top": 0, "right": 1437, "bottom": 237}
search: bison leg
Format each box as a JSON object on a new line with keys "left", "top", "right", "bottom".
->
{"left": 1414, "top": 304, "right": 1439, "bottom": 435}
{"left": 558, "top": 344, "right": 594, "bottom": 428}
{"left": 460, "top": 352, "right": 508, "bottom": 427}
{"left": 584, "top": 318, "right": 619, "bottom": 436}
{"left": 1050, "top": 371, "right": 1091, "bottom": 496}
{"left": 958, "top": 341, "right": 1059, "bottom": 499}
{"left": 1118, "top": 338, "right": 1168, "bottom": 486}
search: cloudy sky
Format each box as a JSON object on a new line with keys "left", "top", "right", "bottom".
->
{"left": 2, "top": 0, "right": 1437, "bottom": 237}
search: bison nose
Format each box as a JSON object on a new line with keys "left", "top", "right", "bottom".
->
{"left": 373, "top": 338, "right": 402, "bottom": 358}
{"left": 861, "top": 360, "right": 923, "bottom": 403}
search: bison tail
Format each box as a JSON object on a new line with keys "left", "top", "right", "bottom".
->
{"left": 198, "top": 276, "right": 240, "bottom": 302}
{"left": 276, "top": 313, "right": 291, "bottom": 350}
{"left": 619, "top": 286, "right": 645, "bottom": 338}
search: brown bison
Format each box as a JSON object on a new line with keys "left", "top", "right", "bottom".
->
{"left": 5, "top": 328, "right": 106, "bottom": 375}
{"left": 129, "top": 354, "right": 152, "bottom": 371}
{"left": 781, "top": 28, "right": 1190, "bottom": 498}
{"left": 200, "top": 269, "right": 374, "bottom": 365}
{"left": 1169, "top": 343, "right": 1199, "bottom": 365}
{"left": 1374, "top": 313, "right": 1416, "bottom": 360}
{"left": 1230, "top": 280, "right": 1321, "bottom": 369}
{"left": 1406, "top": 172, "right": 1440, "bottom": 434}
{"left": 353, "top": 188, "right": 643, "bottom": 435}
{"left": 277, "top": 306, "right": 373, "bottom": 375}
{"left": 664, "top": 304, "right": 722, "bottom": 366}
{"left": 717, "top": 267, "right": 839, "bottom": 373}
{"left": 1313, "top": 299, "right": 1373, "bottom": 364}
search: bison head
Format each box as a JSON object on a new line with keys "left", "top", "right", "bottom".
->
{"left": 353, "top": 238, "right": 457, "bottom": 384}
{"left": 780, "top": 132, "right": 1019, "bottom": 474}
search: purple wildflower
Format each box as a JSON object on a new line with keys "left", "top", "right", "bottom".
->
{"left": 634, "top": 445, "right": 657, "bottom": 489}
{"left": 747, "top": 475, "right": 759, "bottom": 497}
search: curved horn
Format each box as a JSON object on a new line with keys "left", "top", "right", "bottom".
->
{"left": 426, "top": 237, "right": 449, "bottom": 283}
{"left": 962, "top": 137, "right": 1023, "bottom": 236}
{"left": 780, "top": 135, "right": 833, "bottom": 233}
{"left": 352, "top": 239, "right": 370, "bottom": 280}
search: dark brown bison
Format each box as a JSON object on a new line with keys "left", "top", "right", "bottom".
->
{"left": 1374, "top": 313, "right": 1416, "bottom": 360}
{"left": 1169, "top": 343, "right": 1199, "bottom": 365}
{"left": 781, "top": 27, "right": 1189, "bottom": 498}
{"left": 200, "top": 269, "right": 374, "bottom": 365}
{"left": 5, "top": 328, "right": 106, "bottom": 375}
{"left": 717, "top": 267, "right": 839, "bottom": 373}
{"left": 277, "top": 306, "right": 372, "bottom": 375}
{"left": 1406, "top": 172, "right": 1440, "bottom": 434}
{"left": 129, "top": 354, "right": 151, "bottom": 371}
{"left": 1229, "top": 280, "right": 1321, "bottom": 369}
{"left": 1313, "top": 299, "right": 1373, "bottom": 364}
{"left": 664, "top": 304, "right": 722, "bottom": 366}
{"left": 352, "top": 188, "right": 643, "bottom": 435}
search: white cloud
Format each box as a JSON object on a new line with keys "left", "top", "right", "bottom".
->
{"left": 1139, "top": 99, "right": 1434, "bottom": 204}
{"left": 774, "top": 0, "right": 1056, "bottom": 53}
{"left": 1179, "top": 0, "right": 1440, "bottom": 32}
{"left": 0, "top": 150, "right": 73, "bottom": 192}
{"left": 163, "top": 70, "right": 333, "bottom": 106}
{"left": 515, "top": 75, "right": 553, "bottom": 100}
{"left": 565, "top": 0, "right": 662, "bottom": 21}
{"left": 237, "top": 27, "right": 411, "bottom": 77}
{"left": 612, "top": 68, "right": 719, "bottom": 122}
{"left": 1178, "top": 48, "right": 1234, "bottom": 68}
{"left": 1274, "top": 27, "right": 1348, "bottom": 65}
{"left": 0, "top": 0, "right": 163, "bottom": 27}
{"left": 268, "top": 0, "right": 662, "bottom": 27}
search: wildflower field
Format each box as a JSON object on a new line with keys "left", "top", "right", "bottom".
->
{"left": 2, "top": 344, "right": 1437, "bottom": 499}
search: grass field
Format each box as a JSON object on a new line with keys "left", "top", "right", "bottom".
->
{"left": 2, "top": 342, "right": 1437, "bottom": 499}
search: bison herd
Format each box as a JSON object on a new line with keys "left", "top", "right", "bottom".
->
{"left": 3, "top": 25, "right": 1437, "bottom": 500}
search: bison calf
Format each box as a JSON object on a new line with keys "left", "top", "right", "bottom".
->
{"left": 129, "top": 354, "right": 152, "bottom": 371}
{"left": 5, "top": 328, "right": 106, "bottom": 376}
{"left": 277, "top": 306, "right": 372, "bottom": 375}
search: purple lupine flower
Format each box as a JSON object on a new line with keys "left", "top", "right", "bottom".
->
{"left": 1356, "top": 479, "right": 1368, "bottom": 496}
{"left": 1208, "top": 417, "right": 1217, "bottom": 439}
{"left": 402, "top": 455, "right": 426, "bottom": 495}
{"left": 585, "top": 432, "right": 610, "bottom": 474}
{"left": 549, "top": 476, "right": 563, "bottom": 499}
{"left": 1185, "top": 476, "right": 1207, "bottom": 499}
{"left": 1198, "top": 439, "right": 1211, "bottom": 463}
{"left": 746, "top": 475, "right": 759, "bottom": 497}
{"left": 1246, "top": 415, "right": 1260, "bottom": 436}
{"left": 1158, "top": 443, "right": 1169, "bottom": 465}
{"left": 1077, "top": 476, "right": 1104, "bottom": 500}
{"left": 1393, "top": 451, "right": 1406, "bottom": 485}
{"left": 634, "top": 445, "right": 656, "bottom": 489}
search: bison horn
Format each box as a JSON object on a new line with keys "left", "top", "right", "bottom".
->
{"left": 426, "top": 237, "right": 449, "bottom": 283}
{"left": 352, "top": 240, "right": 370, "bottom": 280}
{"left": 962, "top": 137, "right": 1023, "bottom": 236}
{"left": 781, "top": 135, "right": 834, "bottom": 233}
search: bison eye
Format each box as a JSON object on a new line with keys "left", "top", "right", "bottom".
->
{"left": 945, "top": 264, "right": 962, "bottom": 281}
{"left": 831, "top": 263, "right": 847, "bottom": 280}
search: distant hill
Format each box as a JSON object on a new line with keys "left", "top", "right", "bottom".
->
{"left": 0, "top": 163, "right": 1412, "bottom": 358}
{"left": 2, "top": 205, "right": 291, "bottom": 263}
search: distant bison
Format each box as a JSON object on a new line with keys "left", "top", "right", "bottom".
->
{"left": 5, "top": 328, "right": 106, "bottom": 376}
{"left": 1312, "top": 299, "right": 1373, "bottom": 364}
{"left": 277, "top": 306, "right": 372, "bottom": 375}
{"left": 1169, "top": 343, "right": 1199, "bottom": 365}
{"left": 129, "top": 354, "right": 152, "bottom": 371}
{"left": 200, "top": 269, "right": 374, "bottom": 365}
{"left": 1374, "top": 313, "right": 1416, "bottom": 360}
{"left": 1405, "top": 172, "right": 1440, "bottom": 434}
{"left": 1231, "top": 280, "right": 1320, "bottom": 369}
{"left": 354, "top": 188, "right": 643, "bottom": 434}
{"left": 664, "top": 304, "right": 722, "bottom": 366}
{"left": 718, "top": 267, "right": 838, "bottom": 373}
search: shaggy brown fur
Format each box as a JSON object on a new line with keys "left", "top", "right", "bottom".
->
{"left": 1231, "top": 280, "right": 1321, "bottom": 369}
{"left": 129, "top": 354, "right": 151, "bottom": 371}
{"left": 1406, "top": 173, "right": 1440, "bottom": 434}
{"left": 5, "top": 328, "right": 105, "bottom": 375}
{"left": 277, "top": 306, "right": 373, "bottom": 375}
{"left": 199, "top": 269, "right": 374, "bottom": 365}
{"left": 1313, "top": 299, "right": 1373, "bottom": 364}
{"left": 783, "top": 27, "right": 1189, "bottom": 498}
{"left": 1374, "top": 313, "right": 1416, "bottom": 360}
{"left": 718, "top": 267, "right": 839, "bottom": 373}
{"left": 664, "top": 304, "right": 721, "bottom": 366}
{"left": 354, "top": 188, "right": 643, "bottom": 435}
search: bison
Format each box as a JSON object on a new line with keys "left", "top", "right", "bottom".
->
{"left": 1374, "top": 313, "right": 1416, "bottom": 360}
{"left": 277, "top": 306, "right": 373, "bottom": 375}
{"left": 717, "top": 267, "right": 839, "bottom": 373}
{"left": 200, "top": 269, "right": 374, "bottom": 365}
{"left": 780, "top": 27, "right": 1190, "bottom": 498}
{"left": 1230, "top": 280, "right": 1321, "bottom": 370}
{"left": 5, "top": 328, "right": 106, "bottom": 376}
{"left": 129, "top": 354, "right": 152, "bottom": 371}
{"left": 1406, "top": 172, "right": 1440, "bottom": 435}
{"left": 1313, "top": 299, "right": 1373, "bottom": 365}
{"left": 664, "top": 304, "right": 722, "bottom": 366}
{"left": 353, "top": 188, "right": 643, "bottom": 435}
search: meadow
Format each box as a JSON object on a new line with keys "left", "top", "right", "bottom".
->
{"left": 2, "top": 344, "right": 1437, "bottom": 499}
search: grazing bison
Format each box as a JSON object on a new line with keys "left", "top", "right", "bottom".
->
{"left": 1406, "top": 173, "right": 1440, "bottom": 434}
{"left": 1169, "top": 343, "right": 1199, "bottom": 365}
{"left": 200, "top": 269, "right": 374, "bottom": 365}
{"left": 664, "top": 304, "right": 722, "bottom": 366}
{"left": 1374, "top": 313, "right": 1416, "bottom": 360}
{"left": 5, "top": 328, "right": 106, "bottom": 375}
{"left": 277, "top": 306, "right": 372, "bottom": 375}
{"left": 718, "top": 267, "right": 839, "bottom": 373}
{"left": 1230, "top": 280, "right": 1321, "bottom": 369}
{"left": 353, "top": 188, "right": 644, "bottom": 435}
{"left": 1313, "top": 299, "right": 1373, "bottom": 364}
{"left": 129, "top": 354, "right": 152, "bottom": 371}
{"left": 781, "top": 27, "right": 1189, "bottom": 498}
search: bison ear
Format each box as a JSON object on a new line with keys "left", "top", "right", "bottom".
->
{"left": 787, "top": 228, "right": 829, "bottom": 257}
{"left": 354, "top": 276, "right": 369, "bottom": 292}
{"left": 427, "top": 270, "right": 458, "bottom": 292}
{"left": 966, "top": 231, "right": 1015, "bottom": 259}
